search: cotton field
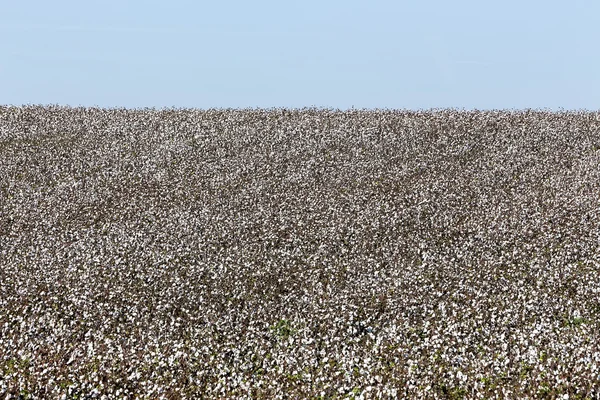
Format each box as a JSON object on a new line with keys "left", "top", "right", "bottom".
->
{"left": 1, "top": 106, "right": 599, "bottom": 399}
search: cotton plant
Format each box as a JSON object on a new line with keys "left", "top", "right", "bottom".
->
{"left": 0, "top": 106, "right": 599, "bottom": 398}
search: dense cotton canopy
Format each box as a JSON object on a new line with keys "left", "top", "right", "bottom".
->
{"left": 1, "top": 106, "right": 599, "bottom": 398}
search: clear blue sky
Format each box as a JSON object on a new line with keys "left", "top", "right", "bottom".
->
{"left": 2, "top": 0, "right": 598, "bottom": 109}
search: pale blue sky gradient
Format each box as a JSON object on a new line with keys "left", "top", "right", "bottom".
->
{"left": 2, "top": 0, "right": 598, "bottom": 109}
